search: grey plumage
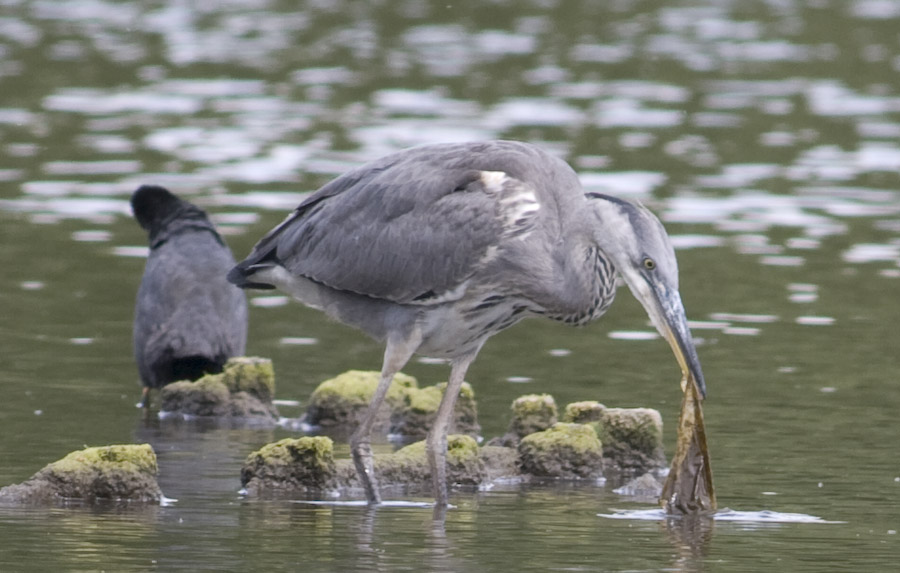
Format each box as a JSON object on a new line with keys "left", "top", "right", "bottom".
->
{"left": 132, "top": 185, "right": 248, "bottom": 407}
{"left": 229, "top": 140, "right": 705, "bottom": 509}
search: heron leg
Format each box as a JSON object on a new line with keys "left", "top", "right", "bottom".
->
{"left": 426, "top": 349, "right": 479, "bottom": 508}
{"left": 351, "top": 334, "right": 419, "bottom": 505}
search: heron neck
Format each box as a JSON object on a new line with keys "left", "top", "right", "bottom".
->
{"left": 541, "top": 242, "right": 618, "bottom": 326}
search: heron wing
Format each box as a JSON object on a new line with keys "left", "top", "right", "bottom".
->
{"left": 248, "top": 144, "right": 546, "bottom": 303}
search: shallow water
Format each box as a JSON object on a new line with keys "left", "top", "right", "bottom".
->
{"left": 2, "top": 0, "right": 900, "bottom": 570}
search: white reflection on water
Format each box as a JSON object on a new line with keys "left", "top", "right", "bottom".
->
{"left": 70, "top": 230, "right": 110, "bottom": 243}
{"left": 709, "top": 313, "right": 778, "bottom": 323}
{"left": 44, "top": 88, "right": 202, "bottom": 115}
{"left": 111, "top": 246, "right": 149, "bottom": 258}
{"left": 599, "top": 508, "right": 843, "bottom": 524}
{"left": 609, "top": 331, "right": 659, "bottom": 341}
{"left": 250, "top": 295, "right": 290, "bottom": 308}
{"left": 795, "top": 316, "right": 836, "bottom": 326}
{"left": 579, "top": 171, "right": 665, "bottom": 197}
{"left": 842, "top": 243, "right": 900, "bottom": 263}
{"left": 280, "top": 337, "right": 318, "bottom": 346}
{"left": 669, "top": 234, "right": 726, "bottom": 249}
{"left": 487, "top": 98, "right": 584, "bottom": 129}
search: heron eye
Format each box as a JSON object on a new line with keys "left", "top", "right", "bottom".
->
{"left": 643, "top": 257, "right": 656, "bottom": 270}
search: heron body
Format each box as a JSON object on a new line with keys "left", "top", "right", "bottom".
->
{"left": 132, "top": 185, "right": 248, "bottom": 408}
{"left": 229, "top": 140, "right": 705, "bottom": 507}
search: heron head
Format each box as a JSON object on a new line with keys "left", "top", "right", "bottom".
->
{"left": 586, "top": 193, "right": 706, "bottom": 398}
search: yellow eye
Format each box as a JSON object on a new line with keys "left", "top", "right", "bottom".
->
{"left": 643, "top": 257, "right": 656, "bottom": 270}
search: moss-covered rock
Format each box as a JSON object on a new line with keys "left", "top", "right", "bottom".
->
{"left": 510, "top": 394, "right": 558, "bottom": 438}
{"left": 243, "top": 434, "right": 494, "bottom": 496}
{"left": 485, "top": 393, "right": 559, "bottom": 447}
{"left": 160, "top": 357, "right": 279, "bottom": 421}
{"left": 588, "top": 407, "right": 665, "bottom": 473}
{"left": 0, "top": 444, "right": 163, "bottom": 504}
{"left": 562, "top": 400, "right": 606, "bottom": 424}
{"left": 220, "top": 356, "right": 275, "bottom": 401}
{"left": 390, "top": 381, "right": 480, "bottom": 438}
{"left": 241, "top": 437, "right": 336, "bottom": 495}
{"left": 162, "top": 376, "right": 231, "bottom": 416}
{"left": 479, "top": 445, "right": 520, "bottom": 481}
{"left": 305, "top": 370, "right": 417, "bottom": 432}
{"left": 376, "top": 435, "right": 485, "bottom": 486}
{"left": 517, "top": 423, "right": 603, "bottom": 479}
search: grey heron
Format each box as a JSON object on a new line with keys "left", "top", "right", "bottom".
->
{"left": 228, "top": 140, "right": 705, "bottom": 507}
{"left": 132, "top": 185, "right": 248, "bottom": 408}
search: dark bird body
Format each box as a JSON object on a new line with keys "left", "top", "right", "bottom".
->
{"left": 229, "top": 140, "right": 705, "bottom": 509}
{"left": 132, "top": 185, "right": 248, "bottom": 407}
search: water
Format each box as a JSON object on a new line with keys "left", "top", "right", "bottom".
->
{"left": 1, "top": 0, "right": 899, "bottom": 570}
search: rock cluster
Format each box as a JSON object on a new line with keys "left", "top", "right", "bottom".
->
{"left": 2, "top": 366, "right": 669, "bottom": 505}
{"left": 241, "top": 380, "right": 667, "bottom": 496}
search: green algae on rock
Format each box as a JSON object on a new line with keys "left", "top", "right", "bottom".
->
{"left": 0, "top": 444, "right": 163, "bottom": 504}
{"left": 241, "top": 437, "right": 336, "bottom": 495}
{"left": 304, "top": 371, "right": 481, "bottom": 438}
{"left": 517, "top": 423, "right": 603, "bottom": 479}
{"left": 377, "top": 435, "right": 485, "bottom": 486}
{"left": 241, "top": 434, "right": 498, "bottom": 496}
{"left": 220, "top": 356, "right": 275, "bottom": 401}
{"left": 486, "top": 393, "right": 559, "bottom": 447}
{"left": 509, "top": 394, "right": 558, "bottom": 438}
{"left": 562, "top": 400, "right": 666, "bottom": 473}
{"left": 561, "top": 400, "right": 607, "bottom": 424}
{"left": 160, "top": 356, "right": 279, "bottom": 421}
{"left": 589, "top": 407, "right": 665, "bottom": 472}
{"left": 305, "top": 370, "right": 417, "bottom": 431}
{"left": 390, "top": 381, "right": 480, "bottom": 438}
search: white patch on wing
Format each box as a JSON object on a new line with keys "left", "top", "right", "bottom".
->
{"left": 478, "top": 170, "right": 540, "bottom": 238}
{"left": 479, "top": 244, "right": 500, "bottom": 264}
{"left": 479, "top": 170, "right": 508, "bottom": 192}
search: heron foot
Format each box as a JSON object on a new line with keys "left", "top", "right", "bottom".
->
{"left": 350, "top": 432, "right": 382, "bottom": 505}
{"left": 426, "top": 432, "right": 449, "bottom": 507}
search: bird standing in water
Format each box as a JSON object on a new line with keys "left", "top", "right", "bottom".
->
{"left": 228, "top": 140, "right": 705, "bottom": 508}
{"left": 132, "top": 185, "right": 248, "bottom": 408}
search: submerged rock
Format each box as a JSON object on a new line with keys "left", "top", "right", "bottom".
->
{"left": 517, "top": 423, "right": 604, "bottom": 479}
{"left": 304, "top": 370, "right": 480, "bottom": 438}
{"left": 0, "top": 444, "right": 163, "bottom": 504}
{"left": 242, "top": 391, "right": 666, "bottom": 497}
{"left": 241, "top": 437, "right": 336, "bottom": 495}
{"left": 241, "top": 434, "right": 496, "bottom": 496}
{"left": 369, "top": 435, "right": 485, "bottom": 488}
{"left": 613, "top": 472, "right": 664, "bottom": 498}
{"left": 160, "top": 356, "right": 279, "bottom": 421}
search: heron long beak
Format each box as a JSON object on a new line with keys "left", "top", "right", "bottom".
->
{"left": 645, "top": 286, "right": 707, "bottom": 399}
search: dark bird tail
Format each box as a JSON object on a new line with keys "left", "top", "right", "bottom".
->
{"left": 229, "top": 202, "right": 309, "bottom": 290}
{"left": 226, "top": 258, "right": 277, "bottom": 290}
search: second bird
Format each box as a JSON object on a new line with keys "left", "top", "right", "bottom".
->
{"left": 132, "top": 185, "right": 248, "bottom": 408}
